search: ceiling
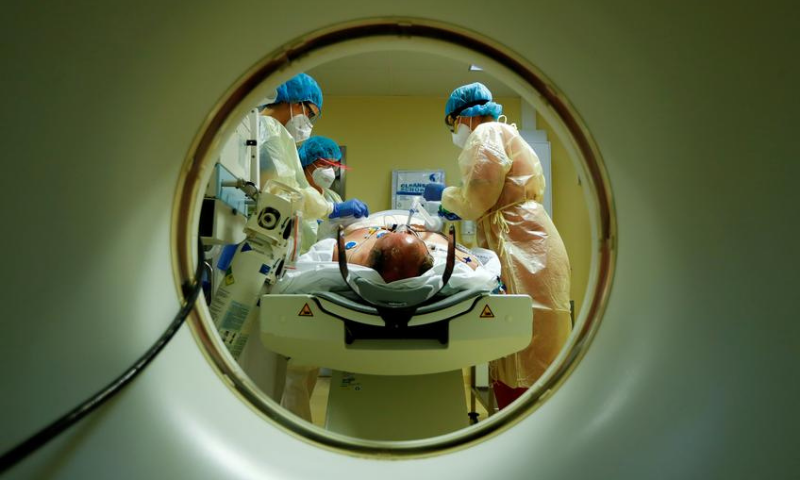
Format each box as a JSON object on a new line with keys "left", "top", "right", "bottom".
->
{"left": 307, "top": 50, "right": 520, "bottom": 97}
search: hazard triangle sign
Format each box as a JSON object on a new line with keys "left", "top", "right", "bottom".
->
{"left": 298, "top": 303, "right": 313, "bottom": 317}
{"left": 479, "top": 305, "right": 495, "bottom": 318}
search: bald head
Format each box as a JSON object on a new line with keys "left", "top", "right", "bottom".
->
{"left": 366, "top": 231, "right": 434, "bottom": 283}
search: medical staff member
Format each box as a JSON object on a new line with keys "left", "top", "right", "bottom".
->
{"left": 298, "top": 135, "right": 368, "bottom": 251}
{"left": 257, "top": 73, "right": 364, "bottom": 254}
{"left": 222, "top": 76, "right": 367, "bottom": 397}
{"left": 279, "top": 136, "right": 368, "bottom": 421}
{"left": 425, "top": 82, "right": 572, "bottom": 409}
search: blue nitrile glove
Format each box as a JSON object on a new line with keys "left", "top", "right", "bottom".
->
{"left": 423, "top": 183, "right": 446, "bottom": 201}
{"left": 329, "top": 199, "right": 369, "bottom": 219}
{"left": 438, "top": 205, "right": 461, "bottom": 221}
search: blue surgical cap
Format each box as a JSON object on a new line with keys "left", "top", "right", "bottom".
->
{"left": 444, "top": 82, "right": 503, "bottom": 121}
{"left": 274, "top": 73, "right": 323, "bottom": 111}
{"left": 298, "top": 136, "right": 341, "bottom": 167}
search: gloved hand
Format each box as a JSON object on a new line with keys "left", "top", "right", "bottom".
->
{"left": 329, "top": 199, "right": 369, "bottom": 219}
{"left": 423, "top": 183, "right": 446, "bottom": 201}
{"left": 438, "top": 205, "right": 461, "bottom": 221}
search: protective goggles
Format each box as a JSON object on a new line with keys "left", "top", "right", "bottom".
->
{"left": 295, "top": 101, "right": 320, "bottom": 123}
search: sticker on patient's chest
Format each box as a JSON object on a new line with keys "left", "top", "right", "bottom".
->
{"left": 345, "top": 241, "right": 357, "bottom": 250}
{"left": 376, "top": 231, "right": 388, "bottom": 238}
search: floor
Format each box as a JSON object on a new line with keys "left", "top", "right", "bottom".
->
{"left": 309, "top": 369, "right": 491, "bottom": 429}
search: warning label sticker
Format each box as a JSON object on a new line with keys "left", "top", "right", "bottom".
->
{"left": 298, "top": 303, "right": 313, "bottom": 317}
{"left": 479, "top": 305, "right": 495, "bottom": 318}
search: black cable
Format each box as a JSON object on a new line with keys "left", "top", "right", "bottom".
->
{"left": 0, "top": 238, "right": 205, "bottom": 473}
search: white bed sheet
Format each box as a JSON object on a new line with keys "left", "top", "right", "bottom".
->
{"left": 274, "top": 236, "right": 502, "bottom": 297}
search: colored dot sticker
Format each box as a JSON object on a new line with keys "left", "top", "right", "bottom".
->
{"left": 345, "top": 241, "right": 357, "bottom": 250}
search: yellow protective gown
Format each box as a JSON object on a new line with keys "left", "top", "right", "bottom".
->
{"left": 258, "top": 115, "right": 333, "bottom": 245}
{"left": 442, "top": 121, "right": 572, "bottom": 388}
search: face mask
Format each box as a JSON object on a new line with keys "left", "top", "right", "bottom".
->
{"left": 311, "top": 167, "right": 336, "bottom": 189}
{"left": 451, "top": 119, "right": 472, "bottom": 148}
{"left": 286, "top": 105, "right": 313, "bottom": 143}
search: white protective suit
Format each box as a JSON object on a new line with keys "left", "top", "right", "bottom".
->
{"left": 257, "top": 115, "right": 334, "bottom": 421}
{"left": 258, "top": 115, "right": 333, "bottom": 250}
{"left": 442, "top": 121, "right": 572, "bottom": 389}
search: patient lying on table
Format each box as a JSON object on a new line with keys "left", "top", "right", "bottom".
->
{"left": 334, "top": 224, "right": 484, "bottom": 282}
{"left": 275, "top": 212, "right": 501, "bottom": 295}
{"left": 273, "top": 212, "right": 502, "bottom": 422}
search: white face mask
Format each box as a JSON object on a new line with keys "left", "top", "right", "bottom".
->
{"left": 286, "top": 105, "right": 313, "bottom": 143}
{"left": 311, "top": 167, "right": 336, "bottom": 189}
{"left": 451, "top": 119, "right": 473, "bottom": 148}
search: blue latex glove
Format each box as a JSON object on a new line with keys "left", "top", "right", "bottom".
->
{"left": 423, "top": 183, "right": 446, "bottom": 201}
{"left": 438, "top": 205, "right": 461, "bottom": 221}
{"left": 330, "top": 199, "right": 369, "bottom": 219}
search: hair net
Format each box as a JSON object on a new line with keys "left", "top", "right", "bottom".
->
{"left": 444, "top": 82, "right": 503, "bottom": 122}
{"left": 298, "top": 136, "right": 341, "bottom": 167}
{"left": 274, "top": 73, "right": 323, "bottom": 111}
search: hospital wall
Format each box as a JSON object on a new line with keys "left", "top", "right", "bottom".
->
{"left": 312, "top": 96, "right": 591, "bottom": 317}
{"left": 537, "top": 113, "right": 592, "bottom": 320}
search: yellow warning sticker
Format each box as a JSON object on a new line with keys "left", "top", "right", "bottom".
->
{"left": 298, "top": 303, "right": 313, "bottom": 317}
{"left": 479, "top": 305, "right": 495, "bottom": 318}
{"left": 224, "top": 274, "right": 235, "bottom": 286}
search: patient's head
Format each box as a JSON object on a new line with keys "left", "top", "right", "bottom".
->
{"left": 366, "top": 231, "right": 435, "bottom": 283}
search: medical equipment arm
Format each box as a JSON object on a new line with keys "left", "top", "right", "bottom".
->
{"left": 208, "top": 182, "right": 301, "bottom": 359}
{"left": 221, "top": 178, "right": 259, "bottom": 200}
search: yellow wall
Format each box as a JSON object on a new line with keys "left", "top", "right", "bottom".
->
{"left": 313, "top": 96, "right": 590, "bottom": 317}
{"left": 535, "top": 113, "right": 592, "bottom": 318}
{"left": 312, "top": 96, "right": 521, "bottom": 211}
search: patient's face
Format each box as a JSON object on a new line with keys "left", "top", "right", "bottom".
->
{"left": 366, "top": 231, "right": 434, "bottom": 283}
